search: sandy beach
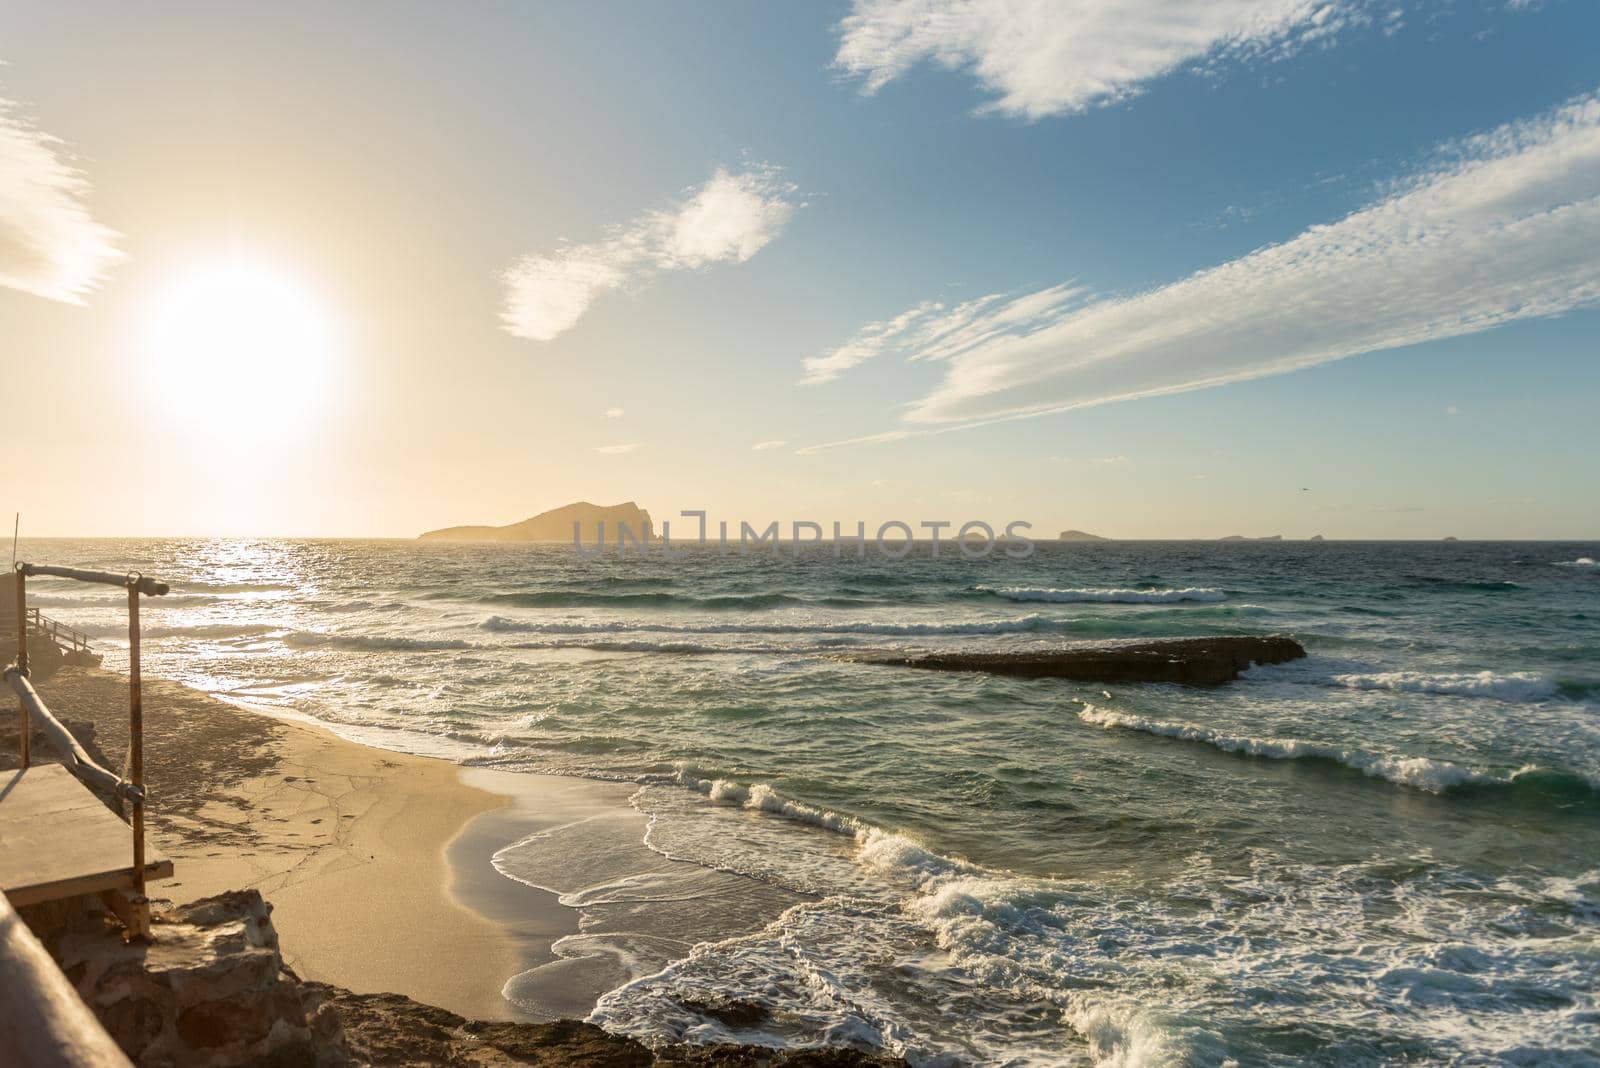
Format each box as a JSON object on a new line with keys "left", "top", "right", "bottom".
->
{"left": 12, "top": 667, "right": 634, "bottom": 1023}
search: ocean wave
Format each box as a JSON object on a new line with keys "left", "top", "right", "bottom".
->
{"left": 1555, "top": 557, "right": 1598, "bottom": 568}
{"left": 23, "top": 592, "right": 222, "bottom": 609}
{"left": 95, "top": 622, "right": 280, "bottom": 641}
{"left": 1329, "top": 670, "right": 1558, "bottom": 702}
{"left": 606, "top": 771, "right": 1600, "bottom": 1064}
{"left": 976, "top": 585, "right": 1228, "bottom": 604}
{"left": 484, "top": 590, "right": 813, "bottom": 610}
{"left": 1075, "top": 703, "right": 1595, "bottom": 796}
{"left": 283, "top": 631, "right": 474, "bottom": 651}
{"left": 673, "top": 771, "right": 979, "bottom": 888}
{"left": 482, "top": 612, "right": 1079, "bottom": 637}
{"left": 1401, "top": 575, "right": 1525, "bottom": 592}
{"left": 176, "top": 580, "right": 296, "bottom": 593}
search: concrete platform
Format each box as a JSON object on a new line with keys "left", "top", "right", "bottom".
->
{"left": 0, "top": 763, "right": 172, "bottom": 908}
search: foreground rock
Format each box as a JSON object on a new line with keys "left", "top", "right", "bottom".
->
{"left": 850, "top": 635, "right": 1305, "bottom": 686}
{"left": 27, "top": 890, "right": 339, "bottom": 1066}
{"left": 312, "top": 984, "right": 906, "bottom": 1067}
{"left": 27, "top": 890, "right": 904, "bottom": 1067}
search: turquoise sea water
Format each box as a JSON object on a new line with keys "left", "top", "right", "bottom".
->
{"left": 17, "top": 537, "right": 1600, "bottom": 1065}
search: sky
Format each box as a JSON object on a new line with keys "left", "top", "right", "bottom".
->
{"left": 2, "top": 0, "right": 1597, "bottom": 539}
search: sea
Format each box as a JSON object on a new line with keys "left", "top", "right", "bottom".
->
{"left": 15, "top": 537, "right": 1600, "bottom": 1066}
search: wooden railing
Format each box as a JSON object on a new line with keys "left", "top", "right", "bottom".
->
{"left": 0, "top": 608, "right": 92, "bottom": 655}
{"left": 0, "top": 891, "right": 133, "bottom": 1067}
{"left": 8, "top": 563, "right": 169, "bottom": 933}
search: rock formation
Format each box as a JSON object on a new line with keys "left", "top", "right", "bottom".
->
{"left": 420, "top": 501, "right": 653, "bottom": 543}
{"left": 25, "top": 890, "right": 342, "bottom": 1067}
{"left": 24, "top": 890, "right": 906, "bottom": 1066}
{"left": 1056, "top": 530, "right": 1108, "bottom": 541}
{"left": 849, "top": 635, "right": 1306, "bottom": 686}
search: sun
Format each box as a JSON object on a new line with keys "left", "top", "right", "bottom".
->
{"left": 146, "top": 262, "right": 333, "bottom": 434}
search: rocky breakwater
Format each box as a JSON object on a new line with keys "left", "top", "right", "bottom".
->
{"left": 25, "top": 891, "right": 907, "bottom": 1066}
{"left": 849, "top": 635, "right": 1306, "bottom": 686}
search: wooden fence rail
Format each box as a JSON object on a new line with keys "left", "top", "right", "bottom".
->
{"left": 3, "top": 669, "right": 127, "bottom": 801}
{"left": 0, "top": 608, "right": 92, "bottom": 655}
{"left": 9, "top": 562, "right": 168, "bottom": 935}
{"left": 0, "top": 891, "right": 132, "bottom": 1068}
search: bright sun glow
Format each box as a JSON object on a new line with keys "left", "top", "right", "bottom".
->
{"left": 147, "top": 263, "right": 332, "bottom": 435}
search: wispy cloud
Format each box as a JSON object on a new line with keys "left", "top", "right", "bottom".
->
{"left": 596, "top": 443, "right": 638, "bottom": 455}
{"left": 804, "top": 91, "right": 1600, "bottom": 441}
{"left": 604, "top": 407, "right": 625, "bottom": 418}
{"left": 834, "top": 0, "right": 1363, "bottom": 120}
{"left": 751, "top": 439, "right": 789, "bottom": 450}
{"left": 0, "top": 94, "right": 121, "bottom": 302}
{"left": 801, "top": 285, "right": 1085, "bottom": 384}
{"left": 502, "top": 165, "right": 800, "bottom": 341}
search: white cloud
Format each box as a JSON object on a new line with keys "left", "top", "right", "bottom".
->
{"left": 834, "top": 0, "right": 1361, "bottom": 120}
{"left": 502, "top": 165, "right": 799, "bottom": 341}
{"left": 751, "top": 439, "right": 789, "bottom": 450}
{"left": 0, "top": 95, "right": 121, "bottom": 302}
{"left": 806, "top": 91, "right": 1600, "bottom": 440}
{"left": 604, "top": 407, "right": 625, "bottom": 418}
{"left": 801, "top": 285, "right": 1084, "bottom": 384}
{"left": 596, "top": 443, "right": 638, "bottom": 455}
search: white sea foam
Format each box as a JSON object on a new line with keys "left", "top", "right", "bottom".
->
{"left": 1075, "top": 703, "right": 1509, "bottom": 793}
{"left": 482, "top": 613, "right": 1077, "bottom": 636}
{"left": 977, "top": 585, "right": 1228, "bottom": 604}
{"left": 1330, "top": 670, "right": 1558, "bottom": 702}
{"left": 283, "top": 631, "right": 474, "bottom": 651}
{"left": 599, "top": 770, "right": 1600, "bottom": 1065}
{"left": 1555, "top": 557, "right": 1598, "bottom": 567}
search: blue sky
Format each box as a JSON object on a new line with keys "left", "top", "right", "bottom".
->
{"left": 2, "top": 1, "right": 1597, "bottom": 537}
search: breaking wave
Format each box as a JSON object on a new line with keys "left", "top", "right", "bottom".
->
{"left": 977, "top": 585, "right": 1228, "bottom": 604}
{"left": 283, "top": 631, "right": 475, "bottom": 652}
{"left": 485, "top": 590, "right": 819, "bottom": 610}
{"left": 1075, "top": 703, "right": 1596, "bottom": 797}
{"left": 481, "top": 613, "right": 1077, "bottom": 637}
{"left": 1329, "top": 670, "right": 1559, "bottom": 702}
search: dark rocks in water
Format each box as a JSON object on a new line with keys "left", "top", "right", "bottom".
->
{"left": 32, "top": 884, "right": 905, "bottom": 1067}
{"left": 314, "top": 982, "right": 907, "bottom": 1066}
{"left": 849, "top": 635, "right": 1306, "bottom": 686}
{"left": 679, "top": 998, "right": 772, "bottom": 1029}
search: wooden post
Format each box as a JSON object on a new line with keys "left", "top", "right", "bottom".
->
{"left": 126, "top": 579, "right": 148, "bottom": 938}
{"left": 14, "top": 566, "right": 27, "bottom": 770}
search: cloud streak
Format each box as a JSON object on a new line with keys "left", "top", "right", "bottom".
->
{"left": 0, "top": 95, "right": 121, "bottom": 302}
{"left": 804, "top": 90, "right": 1600, "bottom": 439}
{"left": 502, "top": 166, "right": 799, "bottom": 341}
{"left": 800, "top": 285, "right": 1085, "bottom": 384}
{"left": 834, "top": 0, "right": 1361, "bottom": 120}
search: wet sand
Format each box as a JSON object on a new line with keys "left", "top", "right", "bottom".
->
{"left": 9, "top": 667, "right": 801, "bottom": 1028}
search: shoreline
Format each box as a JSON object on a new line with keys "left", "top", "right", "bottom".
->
{"left": 14, "top": 666, "right": 804, "bottom": 1032}
{"left": 18, "top": 666, "right": 550, "bottom": 1020}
